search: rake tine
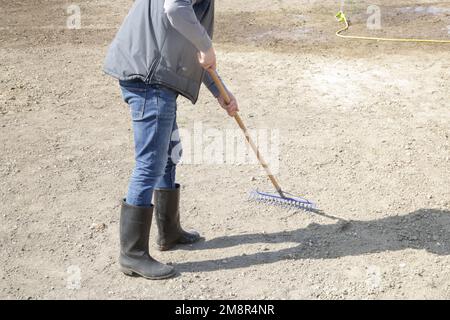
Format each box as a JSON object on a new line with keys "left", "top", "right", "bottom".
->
{"left": 249, "top": 190, "right": 316, "bottom": 211}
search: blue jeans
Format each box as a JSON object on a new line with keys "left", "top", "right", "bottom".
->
{"left": 120, "top": 80, "right": 181, "bottom": 207}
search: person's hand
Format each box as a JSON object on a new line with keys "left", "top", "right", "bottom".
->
{"left": 198, "top": 46, "right": 216, "bottom": 70}
{"left": 218, "top": 91, "right": 239, "bottom": 117}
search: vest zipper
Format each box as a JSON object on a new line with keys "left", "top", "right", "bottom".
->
{"left": 144, "top": 55, "right": 161, "bottom": 83}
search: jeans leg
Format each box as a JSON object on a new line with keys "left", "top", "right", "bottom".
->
{"left": 155, "top": 119, "right": 181, "bottom": 190}
{"left": 121, "top": 82, "right": 178, "bottom": 207}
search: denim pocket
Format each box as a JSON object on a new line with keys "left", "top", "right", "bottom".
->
{"left": 120, "top": 83, "right": 148, "bottom": 121}
{"left": 155, "top": 86, "right": 178, "bottom": 119}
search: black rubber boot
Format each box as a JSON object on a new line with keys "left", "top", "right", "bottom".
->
{"left": 119, "top": 200, "right": 176, "bottom": 280}
{"left": 154, "top": 184, "right": 201, "bottom": 251}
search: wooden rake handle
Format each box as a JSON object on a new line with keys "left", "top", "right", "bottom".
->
{"left": 206, "top": 68, "right": 285, "bottom": 198}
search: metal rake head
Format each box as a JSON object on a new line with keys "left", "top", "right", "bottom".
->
{"left": 249, "top": 190, "right": 316, "bottom": 211}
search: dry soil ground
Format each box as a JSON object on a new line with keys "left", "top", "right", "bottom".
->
{"left": 0, "top": 0, "right": 449, "bottom": 299}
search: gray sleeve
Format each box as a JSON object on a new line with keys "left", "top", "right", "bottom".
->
{"left": 202, "top": 71, "right": 228, "bottom": 98}
{"left": 164, "top": 0, "right": 212, "bottom": 52}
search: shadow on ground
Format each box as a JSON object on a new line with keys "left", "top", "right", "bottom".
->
{"left": 175, "top": 209, "right": 450, "bottom": 273}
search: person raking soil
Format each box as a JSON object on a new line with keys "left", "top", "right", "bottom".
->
{"left": 103, "top": 0, "right": 239, "bottom": 280}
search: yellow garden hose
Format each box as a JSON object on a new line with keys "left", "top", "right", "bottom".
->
{"left": 335, "top": 11, "right": 450, "bottom": 44}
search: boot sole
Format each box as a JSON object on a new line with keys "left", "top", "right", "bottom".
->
{"left": 158, "top": 244, "right": 174, "bottom": 252}
{"left": 158, "top": 243, "right": 194, "bottom": 251}
{"left": 158, "top": 236, "right": 203, "bottom": 251}
{"left": 120, "top": 267, "right": 176, "bottom": 280}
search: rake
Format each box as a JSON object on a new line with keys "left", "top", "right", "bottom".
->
{"left": 207, "top": 69, "right": 317, "bottom": 211}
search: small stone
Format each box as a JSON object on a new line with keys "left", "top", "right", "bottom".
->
{"left": 90, "top": 223, "right": 106, "bottom": 232}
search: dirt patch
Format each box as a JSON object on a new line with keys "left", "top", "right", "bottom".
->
{"left": 1, "top": 0, "right": 449, "bottom": 299}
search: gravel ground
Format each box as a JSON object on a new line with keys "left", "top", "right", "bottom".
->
{"left": 0, "top": 0, "right": 449, "bottom": 299}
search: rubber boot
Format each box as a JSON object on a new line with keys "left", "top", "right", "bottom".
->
{"left": 154, "top": 184, "right": 201, "bottom": 251}
{"left": 119, "top": 200, "right": 176, "bottom": 280}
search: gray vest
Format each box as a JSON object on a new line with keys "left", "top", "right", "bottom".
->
{"left": 103, "top": 0, "right": 214, "bottom": 103}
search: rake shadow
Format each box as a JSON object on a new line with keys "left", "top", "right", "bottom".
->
{"left": 175, "top": 209, "right": 450, "bottom": 273}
